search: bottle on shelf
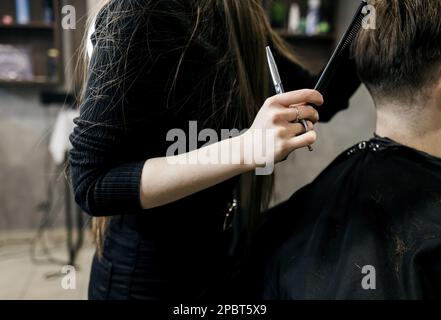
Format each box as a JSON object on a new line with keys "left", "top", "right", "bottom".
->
{"left": 15, "top": 0, "right": 31, "bottom": 25}
{"left": 270, "top": 0, "right": 287, "bottom": 29}
{"left": 306, "top": 0, "right": 321, "bottom": 36}
{"left": 2, "top": 15, "right": 14, "bottom": 25}
{"left": 43, "top": 0, "right": 54, "bottom": 24}
{"left": 287, "top": 2, "right": 301, "bottom": 34}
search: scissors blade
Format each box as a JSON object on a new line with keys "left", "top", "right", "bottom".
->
{"left": 266, "top": 46, "right": 283, "bottom": 93}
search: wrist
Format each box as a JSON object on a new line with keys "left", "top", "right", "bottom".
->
{"left": 234, "top": 131, "right": 263, "bottom": 171}
{"left": 225, "top": 134, "right": 252, "bottom": 172}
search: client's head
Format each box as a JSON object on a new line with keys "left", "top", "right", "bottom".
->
{"left": 353, "top": 0, "right": 441, "bottom": 110}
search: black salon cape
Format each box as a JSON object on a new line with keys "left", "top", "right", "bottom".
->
{"left": 247, "top": 136, "right": 441, "bottom": 300}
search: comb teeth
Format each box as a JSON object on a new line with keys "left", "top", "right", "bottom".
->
{"left": 340, "top": 14, "right": 363, "bottom": 51}
{"left": 314, "top": 1, "right": 366, "bottom": 93}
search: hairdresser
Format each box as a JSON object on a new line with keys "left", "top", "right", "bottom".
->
{"left": 69, "top": 0, "right": 360, "bottom": 300}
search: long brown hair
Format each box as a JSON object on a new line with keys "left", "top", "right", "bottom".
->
{"left": 78, "top": 0, "right": 299, "bottom": 252}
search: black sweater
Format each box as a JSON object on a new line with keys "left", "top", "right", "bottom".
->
{"left": 69, "top": 0, "right": 360, "bottom": 299}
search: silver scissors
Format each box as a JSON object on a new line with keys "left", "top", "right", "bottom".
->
{"left": 266, "top": 46, "right": 313, "bottom": 152}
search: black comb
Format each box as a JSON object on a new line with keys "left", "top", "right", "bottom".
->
{"left": 314, "top": 0, "right": 367, "bottom": 93}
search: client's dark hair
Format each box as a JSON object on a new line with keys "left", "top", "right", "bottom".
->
{"left": 353, "top": 0, "right": 441, "bottom": 106}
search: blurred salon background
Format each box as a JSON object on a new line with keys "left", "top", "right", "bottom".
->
{"left": 0, "top": 0, "right": 374, "bottom": 299}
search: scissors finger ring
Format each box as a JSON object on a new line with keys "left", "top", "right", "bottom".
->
{"left": 289, "top": 105, "right": 302, "bottom": 123}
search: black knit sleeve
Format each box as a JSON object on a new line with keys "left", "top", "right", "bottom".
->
{"left": 275, "top": 48, "right": 361, "bottom": 122}
{"left": 69, "top": 1, "right": 153, "bottom": 216}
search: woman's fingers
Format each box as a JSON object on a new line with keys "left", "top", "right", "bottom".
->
{"left": 285, "top": 121, "right": 314, "bottom": 137}
{"left": 252, "top": 89, "right": 322, "bottom": 164}
{"left": 270, "top": 89, "right": 324, "bottom": 107}
{"left": 287, "top": 130, "right": 317, "bottom": 150}
{"left": 277, "top": 105, "right": 319, "bottom": 123}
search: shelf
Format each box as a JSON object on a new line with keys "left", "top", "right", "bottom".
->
{"left": 0, "top": 1, "right": 63, "bottom": 88}
{"left": 0, "top": 22, "right": 55, "bottom": 30}
{"left": 0, "top": 77, "right": 60, "bottom": 86}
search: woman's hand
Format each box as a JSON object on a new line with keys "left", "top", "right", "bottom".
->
{"left": 139, "top": 89, "right": 322, "bottom": 209}
{"left": 244, "top": 89, "right": 323, "bottom": 166}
